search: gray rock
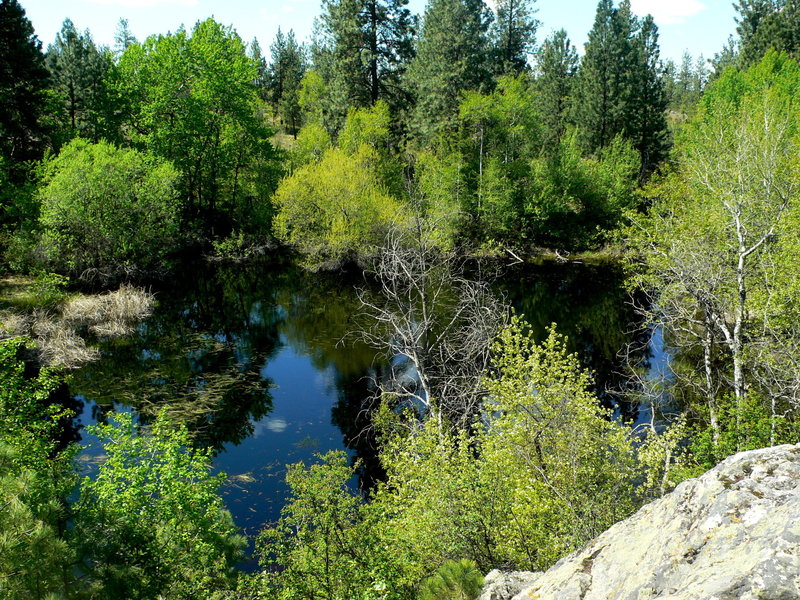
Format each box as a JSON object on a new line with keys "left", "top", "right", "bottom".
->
{"left": 489, "top": 444, "right": 800, "bottom": 600}
{"left": 479, "top": 569, "right": 541, "bottom": 600}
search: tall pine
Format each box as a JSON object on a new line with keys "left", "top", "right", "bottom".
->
{"left": 736, "top": 0, "right": 800, "bottom": 65}
{"left": 46, "top": 19, "right": 111, "bottom": 143}
{"left": 407, "top": 0, "right": 493, "bottom": 144}
{"left": 491, "top": 0, "right": 539, "bottom": 76}
{"left": 535, "top": 29, "right": 577, "bottom": 150}
{"left": 0, "top": 0, "right": 49, "bottom": 167}
{"left": 268, "top": 29, "right": 306, "bottom": 135}
{"left": 248, "top": 37, "right": 269, "bottom": 100}
{"left": 573, "top": 0, "right": 667, "bottom": 176}
{"left": 629, "top": 15, "right": 668, "bottom": 179}
{"left": 316, "top": 0, "right": 415, "bottom": 128}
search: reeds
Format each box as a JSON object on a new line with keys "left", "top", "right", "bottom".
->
{"left": 0, "top": 285, "right": 155, "bottom": 368}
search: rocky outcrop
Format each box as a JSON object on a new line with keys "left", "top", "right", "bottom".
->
{"left": 489, "top": 444, "right": 800, "bottom": 600}
{"left": 479, "top": 570, "right": 542, "bottom": 600}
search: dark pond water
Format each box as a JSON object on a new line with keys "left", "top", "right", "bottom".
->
{"left": 67, "top": 257, "right": 661, "bottom": 552}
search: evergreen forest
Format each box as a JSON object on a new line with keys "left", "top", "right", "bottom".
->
{"left": 1, "top": 0, "right": 800, "bottom": 597}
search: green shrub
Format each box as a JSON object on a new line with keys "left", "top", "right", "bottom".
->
{"left": 38, "top": 139, "right": 181, "bottom": 281}
{"left": 419, "top": 560, "right": 484, "bottom": 600}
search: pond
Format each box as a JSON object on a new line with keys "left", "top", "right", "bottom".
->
{"left": 67, "top": 257, "right": 660, "bottom": 558}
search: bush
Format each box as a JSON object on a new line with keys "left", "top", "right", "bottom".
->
{"left": 419, "top": 560, "right": 484, "bottom": 600}
{"left": 74, "top": 412, "right": 245, "bottom": 599}
{"left": 38, "top": 139, "right": 181, "bottom": 282}
{"left": 273, "top": 146, "right": 402, "bottom": 268}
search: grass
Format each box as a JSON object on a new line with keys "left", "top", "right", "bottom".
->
{"left": 0, "top": 274, "right": 48, "bottom": 309}
{"left": 0, "top": 282, "right": 155, "bottom": 369}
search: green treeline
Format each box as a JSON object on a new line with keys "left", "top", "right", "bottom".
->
{"left": 0, "top": 0, "right": 715, "bottom": 276}
{"left": 2, "top": 0, "right": 798, "bottom": 272}
{"left": 2, "top": 0, "right": 800, "bottom": 598}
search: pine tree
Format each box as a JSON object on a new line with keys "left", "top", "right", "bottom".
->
{"left": 407, "top": 0, "right": 493, "bottom": 144}
{"left": 316, "top": 0, "right": 415, "bottom": 127}
{"left": 248, "top": 37, "right": 269, "bottom": 100}
{"left": 629, "top": 15, "right": 668, "bottom": 179}
{"left": 710, "top": 35, "right": 738, "bottom": 78}
{"left": 46, "top": 19, "right": 111, "bottom": 142}
{"left": 573, "top": 0, "right": 668, "bottom": 177}
{"left": 573, "top": 0, "right": 622, "bottom": 152}
{"left": 667, "top": 51, "right": 707, "bottom": 112}
{"left": 535, "top": 28, "right": 577, "bottom": 150}
{"left": 268, "top": 27, "right": 288, "bottom": 109}
{"left": 735, "top": 0, "right": 780, "bottom": 48}
{"left": 268, "top": 29, "right": 306, "bottom": 134}
{"left": 738, "top": 0, "right": 800, "bottom": 65}
{"left": 0, "top": 0, "right": 49, "bottom": 167}
{"left": 491, "top": 0, "right": 539, "bottom": 76}
{"left": 113, "top": 18, "right": 136, "bottom": 58}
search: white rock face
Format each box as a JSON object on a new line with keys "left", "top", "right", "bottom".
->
{"left": 490, "top": 444, "right": 800, "bottom": 600}
{"left": 479, "top": 570, "right": 542, "bottom": 600}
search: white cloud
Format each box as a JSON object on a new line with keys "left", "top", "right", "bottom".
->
{"left": 630, "top": 0, "right": 707, "bottom": 25}
{"left": 83, "top": 0, "right": 198, "bottom": 8}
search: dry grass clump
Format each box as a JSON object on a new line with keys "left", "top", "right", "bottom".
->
{"left": 62, "top": 285, "right": 155, "bottom": 338}
{"left": 30, "top": 310, "right": 100, "bottom": 366}
{"left": 0, "top": 308, "right": 99, "bottom": 368}
{"left": 0, "top": 285, "right": 154, "bottom": 368}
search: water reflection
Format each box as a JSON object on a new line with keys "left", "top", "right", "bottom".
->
{"left": 70, "top": 257, "right": 646, "bottom": 541}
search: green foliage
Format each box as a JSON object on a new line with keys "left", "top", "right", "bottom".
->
{"left": 736, "top": 0, "right": 800, "bottom": 66}
{"left": 626, "top": 51, "right": 800, "bottom": 462}
{"left": 298, "top": 69, "right": 328, "bottom": 125}
{"left": 38, "top": 138, "right": 180, "bottom": 280}
{"left": 418, "top": 560, "right": 484, "bottom": 600}
{"left": 273, "top": 146, "right": 402, "bottom": 267}
{"left": 0, "top": 443, "right": 73, "bottom": 600}
{"left": 374, "top": 415, "right": 505, "bottom": 578}
{"left": 0, "top": 338, "right": 75, "bottom": 599}
{"left": 339, "top": 100, "right": 404, "bottom": 195}
{"left": 0, "top": 338, "right": 73, "bottom": 467}
{"left": 339, "top": 100, "right": 391, "bottom": 154}
{"left": 113, "top": 18, "right": 281, "bottom": 234}
{"left": 478, "top": 319, "right": 641, "bottom": 568}
{"left": 268, "top": 28, "right": 307, "bottom": 135}
{"left": 691, "top": 393, "right": 800, "bottom": 469}
{"left": 514, "top": 131, "right": 639, "bottom": 248}
{"left": 45, "top": 18, "right": 112, "bottom": 145}
{"left": 74, "top": 411, "right": 245, "bottom": 599}
{"left": 0, "top": 0, "right": 49, "bottom": 168}
{"left": 290, "top": 122, "right": 334, "bottom": 169}
{"left": 458, "top": 75, "right": 540, "bottom": 242}
{"left": 256, "top": 451, "right": 404, "bottom": 600}
{"left": 412, "top": 150, "right": 463, "bottom": 248}
{"left": 407, "top": 0, "right": 493, "bottom": 144}
{"left": 490, "top": 0, "right": 538, "bottom": 76}
{"left": 573, "top": 1, "right": 668, "bottom": 176}
{"left": 536, "top": 29, "right": 578, "bottom": 149}
{"left": 316, "top": 0, "right": 415, "bottom": 128}
{"left": 374, "top": 318, "right": 688, "bottom": 575}
{"left": 31, "top": 270, "right": 69, "bottom": 307}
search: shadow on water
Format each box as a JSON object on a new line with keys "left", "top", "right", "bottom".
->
{"left": 68, "top": 256, "right": 652, "bottom": 563}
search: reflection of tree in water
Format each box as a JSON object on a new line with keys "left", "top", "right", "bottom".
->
{"left": 330, "top": 365, "right": 388, "bottom": 491}
{"left": 70, "top": 258, "right": 649, "bottom": 480}
{"left": 275, "top": 268, "right": 386, "bottom": 487}
{"left": 71, "top": 259, "right": 287, "bottom": 452}
{"left": 275, "top": 268, "right": 377, "bottom": 378}
{"left": 495, "top": 261, "right": 647, "bottom": 420}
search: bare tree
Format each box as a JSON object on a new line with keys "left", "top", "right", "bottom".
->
{"left": 356, "top": 220, "right": 506, "bottom": 430}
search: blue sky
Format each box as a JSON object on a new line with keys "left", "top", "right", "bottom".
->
{"left": 24, "top": 0, "right": 737, "bottom": 64}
